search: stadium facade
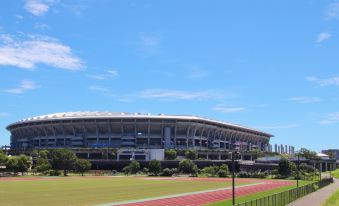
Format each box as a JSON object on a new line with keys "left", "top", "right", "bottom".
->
{"left": 6, "top": 112, "right": 273, "bottom": 160}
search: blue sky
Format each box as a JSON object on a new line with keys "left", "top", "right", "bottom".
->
{"left": 0, "top": 0, "right": 339, "bottom": 152}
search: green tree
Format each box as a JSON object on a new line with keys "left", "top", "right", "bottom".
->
{"left": 299, "top": 148, "right": 317, "bottom": 159}
{"left": 178, "top": 159, "right": 198, "bottom": 174}
{"left": 185, "top": 150, "right": 197, "bottom": 160}
{"left": 0, "top": 150, "right": 8, "bottom": 165}
{"left": 165, "top": 149, "right": 177, "bottom": 160}
{"left": 148, "top": 160, "right": 161, "bottom": 176}
{"left": 218, "top": 164, "right": 229, "bottom": 177}
{"left": 128, "top": 160, "right": 140, "bottom": 174}
{"left": 74, "top": 159, "right": 91, "bottom": 176}
{"left": 6, "top": 157, "right": 19, "bottom": 173}
{"left": 278, "top": 158, "right": 292, "bottom": 177}
{"left": 35, "top": 157, "right": 51, "bottom": 175}
{"left": 16, "top": 155, "right": 31, "bottom": 175}
{"left": 50, "top": 149, "right": 77, "bottom": 176}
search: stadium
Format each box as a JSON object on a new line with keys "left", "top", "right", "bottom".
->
{"left": 6, "top": 112, "right": 273, "bottom": 160}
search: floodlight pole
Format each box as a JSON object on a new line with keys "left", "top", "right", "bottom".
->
{"left": 229, "top": 151, "right": 236, "bottom": 206}
{"left": 297, "top": 153, "right": 300, "bottom": 188}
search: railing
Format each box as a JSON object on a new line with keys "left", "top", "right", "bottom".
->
{"left": 235, "top": 177, "right": 334, "bottom": 206}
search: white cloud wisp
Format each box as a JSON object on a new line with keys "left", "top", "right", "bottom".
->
{"left": 4, "top": 80, "right": 40, "bottom": 94}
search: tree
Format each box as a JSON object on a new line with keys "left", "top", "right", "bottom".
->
{"left": 218, "top": 164, "right": 229, "bottom": 177}
{"left": 16, "top": 155, "right": 32, "bottom": 175}
{"left": 49, "top": 149, "right": 77, "bottom": 176}
{"left": 6, "top": 157, "right": 18, "bottom": 173}
{"left": 74, "top": 159, "right": 91, "bottom": 176}
{"left": 299, "top": 148, "right": 317, "bottom": 159}
{"left": 148, "top": 160, "right": 161, "bottom": 176}
{"left": 165, "top": 149, "right": 177, "bottom": 160}
{"left": 278, "top": 158, "right": 292, "bottom": 177}
{"left": 128, "top": 160, "right": 140, "bottom": 174}
{"left": 178, "top": 159, "right": 198, "bottom": 174}
{"left": 35, "top": 157, "right": 51, "bottom": 175}
{"left": 185, "top": 150, "right": 197, "bottom": 160}
{"left": 0, "top": 150, "right": 8, "bottom": 165}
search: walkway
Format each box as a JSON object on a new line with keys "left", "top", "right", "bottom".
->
{"left": 288, "top": 178, "right": 339, "bottom": 206}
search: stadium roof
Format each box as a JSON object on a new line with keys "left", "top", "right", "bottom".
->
{"left": 7, "top": 111, "right": 273, "bottom": 137}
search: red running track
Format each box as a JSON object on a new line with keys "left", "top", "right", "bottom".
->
{"left": 115, "top": 179, "right": 294, "bottom": 206}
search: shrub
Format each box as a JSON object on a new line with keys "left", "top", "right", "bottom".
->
{"left": 129, "top": 160, "right": 140, "bottom": 174}
{"left": 165, "top": 150, "right": 177, "bottom": 160}
{"left": 148, "top": 160, "right": 161, "bottom": 176}
{"left": 185, "top": 150, "right": 198, "bottom": 160}
{"left": 178, "top": 159, "right": 198, "bottom": 174}
{"left": 49, "top": 170, "right": 61, "bottom": 176}
{"left": 161, "top": 168, "right": 177, "bottom": 176}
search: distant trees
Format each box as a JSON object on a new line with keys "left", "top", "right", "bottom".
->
{"left": 49, "top": 149, "right": 78, "bottom": 176}
{"left": 6, "top": 155, "right": 31, "bottom": 175}
{"left": 165, "top": 149, "right": 177, "bottom": 160}
{"left": 148, "top": 160, "right": 161, "bottom": 176}
{"left": 0, "top": 150, "right": 8, "bottom": 165}
{"left": 185, "top": 150, "right": 198, "bottom": 160}
{"left": 299, "top": 148, "right": 317, "bottom": 159}
{"left": 74, "top": 159, "right": 91, "bottom": 176}
{"left": 178, "top": 159, "right": 198, "bottom": 174}
{"left": 278, "top": 158, "right": 293, "bottom": 177}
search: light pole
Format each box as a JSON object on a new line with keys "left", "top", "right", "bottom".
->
{"left": 229, "top": 151, "right": 238, "bottom": 206}
{"left": 297, "top": 153, "right": 300, "bottom": 189}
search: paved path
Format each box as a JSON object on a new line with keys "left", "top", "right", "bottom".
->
{"left": 288, "top": 178, "right": 339, "bottom": 206}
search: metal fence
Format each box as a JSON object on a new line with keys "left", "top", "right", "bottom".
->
{"left": 235, "top": 177, "right": 334, "bottom": 206}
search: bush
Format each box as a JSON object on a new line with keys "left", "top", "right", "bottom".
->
{"left": 148, "top": 160, "right": 161, "bottom": 176}
{"left": 49, "top": 170, "right": 61, "bottom": 176}
{"left": 161, "top": 168, "right": 176, "bottom": 176}
{"left": 178, "top": 159, "right": 198, "bottom": 175}
{"left": 142, "top": 168, "right": 149, "bottom": 174}
{"left": 201, "top": 166, "right": 219, "bottom": 177}
{"left": 218, "top": 164, "right": 229, "bottom": 177}
{"left": 278, "top": 158, "right": 292, "bottom": 178}
{"left": 185, "top": 150, "right": 198, "bottom": 160}
{"left": 237, "top": 171, "right": 250, "bottom": 178}
{"left": 129, "top": 160, "right": 140, "bottom": 174}
{"left": 165, "top": 150, "right": 177, "bottom": 160}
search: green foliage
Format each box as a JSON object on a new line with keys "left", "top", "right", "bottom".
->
{"left": 49, "top": 149, "right": 77, "bottom": 176}
{"left": 250, "top": 149, "right": 264, "bottom": 159}
{"left": 161, "top": 168, "right": 177, "bottom": 176}
{"left": 299, "top": 148, "right": 317, "bottom": 159}
{"left": 148, "top": 160, "right": 161, "bottom": 176}
{"left": 122, "top": 166, "right": 131, "bottom": 175}
{"left": 35, "top": 157, "right": 51, "bottom": 175}
{"left": 0, "top": 150, "right": 8, "bottom": 165}
{"left": 278, "top": 158, "right": 292, "bottom": 177}
{"left": 74, "top": 159, "right": 91, "bottom": 176}
{"left": 178, "top": 159, "right": 198, "bottom": 174}
{"left": 201, "top": 166, "right": 219, "bottom": 177}
{"left": 129, "top": 160, "right": 140, "bottom": 174}
{"left": 6, "top": 155, "right": 31, "bottom": 174}
{"left": 323, "top": 189, "right": 339, "bottom": 206}
{"left": 218, "top": 164, "right": 230, "bottom": 177}
{"left": 165, "top": 149, "right": 177, "bottom": 160}
{"left": 185, "top": 150, "right": 198, "bottom": 160}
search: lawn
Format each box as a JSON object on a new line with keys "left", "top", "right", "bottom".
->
{"left": 330, "top": 169, "right": 339, "bottom": 179}
{"left": 323, "top": 189, "right": 339, "bottom": 206}
{"left": 0, "top": 176, "right": 247, "bottom": 206}
{"left": 205, "top": 180, "right": 311, "bottom": 206}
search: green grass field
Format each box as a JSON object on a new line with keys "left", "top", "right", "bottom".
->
{"left": 323, "top": 189, "right": 339, "bottom": 206}
{"left": 0, "top": 176, "right": 247, "bottom": 206}
{"left": 330, "top": 169, "right": 339, "bottom": 179}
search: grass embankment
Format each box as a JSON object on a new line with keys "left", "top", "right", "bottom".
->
{"left": 0, "top": 176, "right": 244, "bottom": 206}
{"left": 323, "top": 189, "right": 339, "bottom": 206}
{"left": 330, "top": 169, "right": 339, "bottom": 178}
{"left": 206, "top": 180, "right": 312, "bottom": 206}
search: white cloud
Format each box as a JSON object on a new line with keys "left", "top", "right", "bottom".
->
{"left": 88, "top": 86, "right": 109, "bottom": 92}
{"left": 4, "top": 80, "right": 40, "bottom": 94}
{"left": 316, "top": 32, "right": 331, "bottom": 43}
{"left": 24, "top": 0, "right": 57, "bottom": 16}
{"left": 326, "top": 2, "right": 339, "bottom": 20}
{"left": 34, "top": 23, "right": 50, "bottom": 30}
{"left": 256, "top": 124, "right": 301, "bottom": 130}
{"left": 137, "top": 33, "right": 162, "bottom": 56}
{"left": 307, "top": 76, "right": 339, "bottom": 87}
{"left": 88, "top": 69, "right": 119, "bottom": 80}
{"left": 288, "top": 97, "right": 322, "bottom": 104}
{"left": 0, "top": 34, "right": 84, "bottom": 70}
{"left": 136, "top": 89, "right": 222, "bottom": 101}
{"left": 319, "top": 112, "right": 339, "bottom": 125}
{"left": 188, "top": 68, "right": 208, "bottom": 79}
{"left": 212, "top": 105, "right": 245, "bottom": 113}
{"left": 0, "top": 112, "right": 9, "bottom": 117}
